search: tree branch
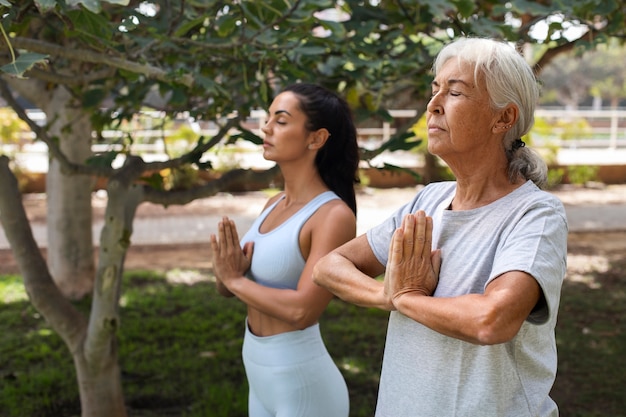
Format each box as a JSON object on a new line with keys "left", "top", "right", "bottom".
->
{"left": 143, "top": 116, "right": 242, "bottom": 171}
{"left": 26, "top": 66, "right": 117, "bottom": 86}
{"left": 0, "top": 76, "right": 113, "bottom": 177}
{"left": 10, "top": 37, "right": 194, "bottom": 88}
{"left": 142, "top": 165, "right": 280, "bottom": 206}
{"left": 0, "top": 155, "right": 87, "bottom": 351}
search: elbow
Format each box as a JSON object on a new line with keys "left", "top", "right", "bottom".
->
{"left": 287, "top": 306, "right": 318, "bottom": 330}
{"left": 312, "top": 255, "right": 331, "bottom": 288}
{"left": 474, "top": 310, "right": 520, "bottom": 346}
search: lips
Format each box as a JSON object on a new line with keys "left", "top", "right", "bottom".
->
{"left": 427, "top": 124, "right": 445, "bottom": 133}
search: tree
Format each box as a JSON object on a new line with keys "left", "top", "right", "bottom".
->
{"left": 538, "top": 41, "right": 626, "bottom": 109}
{"left": 1, "top": 0, "right": 625, "bottom": 415}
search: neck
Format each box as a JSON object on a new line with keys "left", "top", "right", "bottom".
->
{"left": 279, "top": 163, "right": 328, "bottom": 206}
{"left": 451, "top": 174, "right": 525, "bottom": 210}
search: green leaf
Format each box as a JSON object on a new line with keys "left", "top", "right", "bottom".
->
{"left": 230, "top": 127, "right": 263, "bottom": 145}
{"left": 174, "top": 16, "right": 206, "bottom": 37}
{"left": 82, "top": 87, "right": 106, "bottom": 108}
{"left": 86, "top": 151, "right": 118, "bottom": 168}
{"left": 380, "top": 131, "right": 422, "bottom": 153}
{"left": 34, "top": 0, "right": 57, "bottom": 12}
{"left": 0, "top": 52, "right": 48, "bottom": 77}
{"left": 0, "top": 0, "right": 13, "bottom": 6}
{"left": 296, "top": 46, "right": 328, "bottom": 55}
{"left": 453, "top": 0, "right": 475, "bottom": 18}
{"left": 68, "top": 0, "right": 101, "bottom": 14}
{"left": 67, "top": 9, "right": 114, "bottom": 41}
{"left": 377, "top": 163, "right": 422, "bottom": 182}
{"left": 140, "top": 172, "right": 165, "bottom": 190}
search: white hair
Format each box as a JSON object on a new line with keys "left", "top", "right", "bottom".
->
{"left": 434, "top": 37, "right": 547, "bottom": 187}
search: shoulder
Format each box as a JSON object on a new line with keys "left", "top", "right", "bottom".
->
{"left": 517, "top": 182, "right": 567, "bottom": 217}
{"left": 314, "top": 196, "right": 356, "bottom": 225}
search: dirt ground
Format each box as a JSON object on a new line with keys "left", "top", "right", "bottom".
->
{"left": 1, "top": 184, "right": 625, "bottom": 274}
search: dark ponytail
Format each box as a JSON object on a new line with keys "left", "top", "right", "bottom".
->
{"left": 283, "top": 83, "right": 360, "bottom": 215}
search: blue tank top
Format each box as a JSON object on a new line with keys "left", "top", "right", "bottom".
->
{"left": 240, "top": 191, "right": 340, "bottom": 290}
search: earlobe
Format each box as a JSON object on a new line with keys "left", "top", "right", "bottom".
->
{"left": 494, "top": 105, "right": 518, "bottom": 133}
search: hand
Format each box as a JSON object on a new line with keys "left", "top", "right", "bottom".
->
{"left": 384, "top": 211, "right": 441, "bottom": 305}
{"left": 210, "top": 216, "right": 253, "bottom": 292}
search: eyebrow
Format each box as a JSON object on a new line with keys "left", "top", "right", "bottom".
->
{"left": 431, "top": 79, "right": 473, "bottom": 89}
{"left": 273, "top": 110, "right": 292, "bottom": 116}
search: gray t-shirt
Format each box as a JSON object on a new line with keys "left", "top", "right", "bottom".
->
{"left": 367, "top": 180, "right": 568, "bottom": 417}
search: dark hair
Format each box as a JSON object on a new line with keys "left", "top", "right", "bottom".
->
{"left": 283, "top": 83, "right": 360, "bottom": 215}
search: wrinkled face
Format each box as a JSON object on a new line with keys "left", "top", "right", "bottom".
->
{"left": 261, "top": 91, "right": 312, "bottom": 163}
{"left": 426, "top": 59, "right": 500, "bottom": 159}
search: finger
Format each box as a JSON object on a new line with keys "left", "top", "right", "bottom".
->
{"left": 402, "top": 214, "right": 415, "bottom": 256}
{"left": 415, "top": 209, "right": 426, "bottom": 238}
{"left": 221, "top": 216, "right": 234, "bottom": 247}
{"left": 217, "top": 220, "right": 227, "bottom": 255}
{"left": 228, "top": 218, "right": 241, "bottom": 244}
{"left": 421, "top": 214, "right": 433, "bottom": 258}
{"left": 389, "top": 227, "right": 404, "bottom": 265}
{"left": 243, "top": 241, "right": 254, "bottom": 263}
{"left": 431, "top": 249, "right": 442, "bottom": 277}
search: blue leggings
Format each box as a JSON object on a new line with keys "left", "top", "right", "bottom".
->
{"left": 242, "top": 320, "right": 349, "bottom": 417}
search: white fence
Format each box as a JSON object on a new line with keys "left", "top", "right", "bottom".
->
{"left": 2, "top": 108, "right": 625, "bottom": 172}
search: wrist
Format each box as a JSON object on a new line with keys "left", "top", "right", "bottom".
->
{"left": 392, "top": 289, "right": 428, "bottom": 310}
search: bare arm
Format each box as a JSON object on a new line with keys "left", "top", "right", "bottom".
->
{"left": 393, "top": 272, "right": 541, "bottom": 345}
{"left": 312, "top": 233, "right": 393, "bottom": 311}
{"left": 386, "top": 211, "right": 541, "bottom": 345}
{"left": 211, "top": 201, "right": 356, "bottom": 329}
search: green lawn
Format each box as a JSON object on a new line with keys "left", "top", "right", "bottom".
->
{"left": 1, "top": 255, "right": 625, "bottom": 417}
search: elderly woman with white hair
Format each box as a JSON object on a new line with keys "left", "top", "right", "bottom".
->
{"left": 313, "top": 37, "right": 568, "bottom": 417}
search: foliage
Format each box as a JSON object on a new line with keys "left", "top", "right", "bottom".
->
{"left": 567, "top": 165, "right": 599, "bottom": 185}
{"left": 546, "top": 167, "right": 565, "bottom": 189}
{"left": 539, "top": 41, "right": 626, "bottom": 108}
{"left": 0, "top": 107, "right": 30, "bottom": 146}
{"left": 2, "top": 0, "right": 625, "bottom": 168}
{"left": 1, "top": 1, "right": 626, "bottom": 415}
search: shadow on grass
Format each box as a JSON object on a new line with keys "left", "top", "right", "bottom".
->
{"left": 551, "top": 254, "right": 626, "bottom": 417}
{"left": 0, "top": 270, "right": 386, "bottom": 417}
{"left": 2, "top": 253, "right": 625, "bottom": 417}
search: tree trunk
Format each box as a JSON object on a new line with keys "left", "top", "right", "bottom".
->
{"left": 74, "top": 349, "right": 128, "bottom": 417}
{"left": 0, "top": 156, "right": 131, "bottom": 417}
{"left": 43, "top": 87, "right": 95, "bottom": 300}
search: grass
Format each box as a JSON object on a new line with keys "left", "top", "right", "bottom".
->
{"left": 1, "top": 253, "right": 625, "bottom": 417}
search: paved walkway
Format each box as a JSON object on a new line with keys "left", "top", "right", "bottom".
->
{"left": 1, "top": 185, "right": 625, "bottom": 250}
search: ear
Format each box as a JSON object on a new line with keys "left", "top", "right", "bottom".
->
{"left": 493, "top": 104, "right": 519, "bottom": 133}
{"left": 307, "top": 128, "right": 330, "bottom": 150}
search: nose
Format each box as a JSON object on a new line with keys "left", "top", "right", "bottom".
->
{"left": 427, "top": 94, "right": 443, "bottom": 115}
{"left": 261, "top": 122, "right": 270, "bottom": 135}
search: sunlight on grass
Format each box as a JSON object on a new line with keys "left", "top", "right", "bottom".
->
{"left": 566, "top": 253, "right": 610, "bottom": 288}
{"left": 0, "top": 274, "right": 28, "bottom": 303}
{"left": 3, "top": 251, "right": 625, "bottom": 417}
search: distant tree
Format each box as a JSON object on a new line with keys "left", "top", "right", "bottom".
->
{"left": 537, "top": 53, "right": 596, "bottom": 109}
{"left": 538, "top": 41, "right": 626, "bottom": 109}
{"left": 589, "top": 43, "right": 626, "bottom": 108}
{"left": 1, "top": 1, "right": 626, "bottom": 416}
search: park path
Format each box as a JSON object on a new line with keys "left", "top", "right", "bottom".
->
{"left": 0, "top": 185, "right": 625, "bottom": 250}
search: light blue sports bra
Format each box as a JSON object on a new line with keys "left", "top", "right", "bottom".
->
{"left": 240, "top": 191, "right": 340, "bottom": 290}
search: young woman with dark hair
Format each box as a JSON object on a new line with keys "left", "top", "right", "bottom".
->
{"left": 210, "top": 83, "right": 359, "bottom": 417}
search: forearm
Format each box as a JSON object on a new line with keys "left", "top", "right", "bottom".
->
{"left": 226, "top": 277, "right": 326, "bottom": 328}
{"left": 313, "top": 253, "right": 392, "bottom": 311}
{"left": 393, "top": 292, "right": 525, "bottom": 345}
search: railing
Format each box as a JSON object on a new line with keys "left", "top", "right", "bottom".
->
{"left": 534, "top": 108, "right": 626, "bottom": 149}
{"left": 3, "top": 108, "right": 625, "bottom": 172}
